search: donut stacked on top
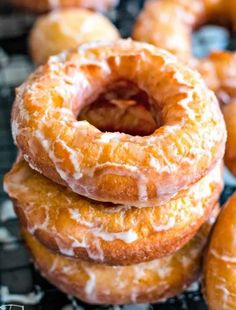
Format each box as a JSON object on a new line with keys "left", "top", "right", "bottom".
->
{"left": 4, "top": 39, "right": 226, "bottom": 304}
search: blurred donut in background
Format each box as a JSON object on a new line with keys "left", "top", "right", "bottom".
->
{"left": 132, "top": 0, "right": 236, "bottom": 63}
{"left": 133, "top": 0, "right": 236, "bottom": 177}
{"left": 29, "top": 8, "right": 120, "bottom": 65}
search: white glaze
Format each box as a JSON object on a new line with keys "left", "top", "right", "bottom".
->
{"left": 88, "top": 238, "right": 104, "bottom": 261}
{"left": 99, "top": 132, "right": 120, "bottom": 143}
{"left": 152, "top": 217, "right": 176, "bottom": 232}
{"left": 92, "top": 228, "right": 138, "bottom": 243}
{"left": 56, "top": 237, "right": 75, "bottom": 257}
{"left": 49, "top": 256, "right": 59, "bottom": 273}
{"left": 84, "top": 268, "right": 96, "bottom": 298}
{"left": 216, "top": 284, "right": 230, "bottom": 310}
{"left": 11, "top": 120, "right": 19, "bottom": 145}
{"left": 211, "top": 249, "right": 236, "bottom": 263}
{"left": 69, "top": 207, "right": 138, "bottom": 243}
{"left": 69, "top": 209, "right": 93, "bottom": 228}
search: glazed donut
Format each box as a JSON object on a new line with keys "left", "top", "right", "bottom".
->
{"left": 132, "top": 0, "right": 236, "bottom": 63}
{"left": 11, "top": 39, "right": 226, "bottom": 207}
{"left": 9, "top": 0, "right": 118, "bottom": 13}
{"left": 204, "top": 193, "right": 236, "bottom": 310}
{"left": 29, "top": 9, "right": 120, "bottom": 65}
{"left": 22, "top": 205, "right": 219, "bottom": 305}
{"left": 4, "top": 160, "right": 222, "bottom": 265}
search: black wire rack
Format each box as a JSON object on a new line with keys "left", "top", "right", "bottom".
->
{"left": 0, "top": 1, "right": 236, "bottom": 309}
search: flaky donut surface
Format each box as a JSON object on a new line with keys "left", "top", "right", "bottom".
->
{"left": 22, "top": 206, "right": 218, "bottom": 305}
{"left": 29, "top": 9, "right": 120, "bottom": 65}
{"left": 204, "top": 193, "right": 236, "bottom": 310}
{"left": 12, "top": 39, "right": 226, "bottom": 207}
{"left": 4, "top": 160, "right": 222, "bottom": 265}
{"left": 9, "top": 0, "right": 118, "bottom": 13}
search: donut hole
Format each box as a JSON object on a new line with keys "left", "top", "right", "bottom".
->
{"left": 192, "top": 25, "right": 230, "bottom": 58}
{"left": 78, "top": 80, "right": 162, "bottom": 136}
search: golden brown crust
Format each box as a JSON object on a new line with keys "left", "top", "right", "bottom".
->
{"left": 204, "top": 193, "right": 236, "bottom": 310}
{"left": 22, "top": 205, "right": 219, "bottom": 305}
{"left": 9, "top": 0, "right": 118, "bottom": 13}
{"left": 4, "top": 160, "right": 223, "bottom": 265}
{"left": 11, "top": 39, "right": 226, "bottom": 207}
{"left": 29, "top": 9, "right": 120, "bottom": 65}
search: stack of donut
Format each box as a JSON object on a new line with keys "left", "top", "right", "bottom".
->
{"left": 4, "top": 38, "right": 226, "bottom": 304}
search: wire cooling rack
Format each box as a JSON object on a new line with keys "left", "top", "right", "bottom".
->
{"left": 0, "top": 1, "right": 236, "bottom": 309}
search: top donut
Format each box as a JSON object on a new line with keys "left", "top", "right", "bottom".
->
{"left": 11, "top": 39, "right": 226, "bottom": 207}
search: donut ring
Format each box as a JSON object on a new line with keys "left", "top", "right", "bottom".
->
{"left": 4, "top": 160, "right": 223, "bottom": 265}
{"left": 204, "top": 193, "right": 236, "bottom": 309}
{"left": 22, "top": 205, "right": 219, "bottom": 305}
{"left": 8, "top": 0, "right": 118, "bottom": 13}
{"left": 12, "top": 39, "right": 226, "bottom": 207}
{"left": 29, "top": 9, "right": 120, "bottom": 65}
